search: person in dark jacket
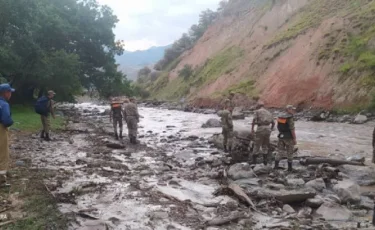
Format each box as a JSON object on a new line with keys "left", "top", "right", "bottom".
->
{"left": 372, "top": 127, "right": 375, "bottom": 164}
{"left": 0, "top": 84, "right": 15, "bottom": 184}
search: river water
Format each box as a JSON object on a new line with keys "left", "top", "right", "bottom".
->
{"left": 56, "top": 103, "right": 374, "bottom": 229}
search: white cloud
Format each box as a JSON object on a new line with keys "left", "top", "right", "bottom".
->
{"left": 97, "top": 0, "right": 221, "bottom": 51}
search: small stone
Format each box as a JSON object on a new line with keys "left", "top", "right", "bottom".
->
{"left": 15, "top": 160, "right": 26, "bottom": 167}
{"left": 297, "top": 207, "right": 312, "bottom": 218}
{"left": 149, "top": 211, "right": 169, "bottom": 220}
{"left": 325, "top": 194, "right": 342, "bottom": 204}
{"left": 333, "top": 179, "right": 361, "bottom": 203}
{"left": 287, "top": 178, "right": 305, "bottom": 188}
{"left": 139, "top": 170, "right": 152, "bottom": 176}
{"left": 283, "top": 204, "right": 295, "bottom": 214}
{"left": 316, "top": 202, "right": 352, "bottom": 221}
{"left": 305, "top": 178, "right": 326, "bottom": 192}
{"left": 306, "top": 196, "right": 324, "bottom": 208}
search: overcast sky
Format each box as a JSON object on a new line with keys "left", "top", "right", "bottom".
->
{"left": 97, "top": 0, "right": 221, "bottom": 51}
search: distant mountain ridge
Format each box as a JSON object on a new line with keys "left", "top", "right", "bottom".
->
{"left": 116, "top": 45, "right": 170, "bottom": 80}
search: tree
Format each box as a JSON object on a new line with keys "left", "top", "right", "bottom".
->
{"left": 138, "top": 66, "right": 151, "bottom": 77}
{"left": 178, "top": 65, "right": 193, "bottom": 80}
{"left": 0, "top": 0, "right": 129, "bottom": 102}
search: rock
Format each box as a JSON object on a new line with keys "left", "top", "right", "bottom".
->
{"left": 202, "top": 119, "right": 221, "bottom": 128}
{"left": 297, "top": 207, "right": 312, "bottom": 218}
{"left": 266, "top": 183, "right": 286, "bottom": 191}
{"left": 15, "top": 160, "right": 26, "bottom": 167}
{"left": 253, "top": 165, "right": 272, "bottom": 175}
{"left": 227, "top": 163, "right": 256, "bottom": 180}
{"left": 358, "top": 196, "right": 374, "bottom": 210}
{"left": 324, "top": 194, "right": 341, "bottom": 204}
{"left": 76, "top": 158, "right": 88, "bottom": 165}
{"left": 333, "top": 179, "right": 361, "bottom": 203}
{"left": 140, "top": 170, "right": 153, "bottom": 176}
{"left": 306, "top": 196, "right": 324, "bottom": 208}
{"left": 346, "top": 155, "right": 365, "bottom": 164}
{"left": 310, "top": 111, "right": 329, "bottom": 122}
{"left": 305, "top": 178, "right": 326, "bottom": 192}
{"left": 353, "top": 114, "right": 367, "bottom": 124}
{"left": 287, "top": 178, "right": 305, "bottom": 188}
{"left": 234, "top": 178, "right": 260, "bottom": 187}
{"left": 316, "top": 202, "right": 352, "bottom": 221}
{"left": 195, "top": 157, "right": 204, "bottom": 162}
{"left": 106, "top": 143, "right": 125, "bottom": 149}
{"left": 338, "top": 115, "right": 352, "bottom": 123}
{"left": 338, "top": 165, "right": 375, "bottom": 186}
{"left": 149, "top": 211, "right": 169, "bottom": 220}
{"left": 283, "top": 204, "right": 295, "bottom": 214}
{"left": 232, "top": 112, "right": 245, "bottom": 120}
{"left": 211, "top": 160, "right": 222, "bottom": 167}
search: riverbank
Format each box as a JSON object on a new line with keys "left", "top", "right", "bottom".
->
{"left": 1, "top": 103, "right": 375, "bottom": 229}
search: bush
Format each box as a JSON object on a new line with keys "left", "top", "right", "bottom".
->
{"left": 178, "top": 65, "right": 193, "bottom": 80}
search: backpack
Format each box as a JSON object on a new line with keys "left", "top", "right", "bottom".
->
{"left": 35, "top": 96, "right": 50, "bottom": 116}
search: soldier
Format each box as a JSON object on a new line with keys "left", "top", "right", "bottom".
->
{"left": 372, "top": 127, "right": 375, "bottom": 164}
{"left": 110, "top": 98, "right": 123, "bottom": 140}
{"left": 251, "top": 102, "right": 275, "bottom": 165}
{"left": 123, "top": 98, "right": 140, "bottom": 144}
{"left": 35, "top": 90, "right": 56, "bottom": 141}
{"left": 275, "top": 105, "right": 297, "bottom": 172}
{"left": 218, "top": 106, "right": 233, "bottom": 153}
{"left": 0, "top": 84, "right": 14, "bottom": 184}
{"left": 224, "top": 92, "right": 235, "bottom": 113}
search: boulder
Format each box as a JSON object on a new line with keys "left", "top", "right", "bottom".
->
{"left": 305, "top": 178, "right": 326, "bottom": 192}
{"left": 337, "top": 165, "right": 375, "bottom": 186}
{"left": 333, "top": 179, "right": 361, "bottom": 203}
{"left": 306, "top": 196, "right": 324, "bottom": 208}
{"left": 287, "top": 178, "right": 305, "bottom": 188}
{"left": 353, "top": 114, "right": 367, "bottom": 124}
{"left": 358, "top": 196, "right": 374, "bottom": 210}
{"left": 324, "top": 194, "right": 342, "bottom": 204}
{"left": 253, "top": 165, "right": 272, "bottom": 175}
{"left": 208, "top": 126, "right": 253, "bottom": 150}
{"left": 316, "top": 202, "right": 352, "bottom": 221}
{"left": 228, "top": 163, "right": 256, "bottom": 180}
{"left": 282, "top": 204, "right": 296, "bottom": 214}
{"left": 297, "top": 207, "right": 312, "bottom": 218}
{"left": 202, "top": 118, "right": 221, "bottom": 128}
{"left": 232, "top": 107, "right": 245, "bottom": 120}
{"left": 310, "top": 111, "right": 329, "bottom": 122}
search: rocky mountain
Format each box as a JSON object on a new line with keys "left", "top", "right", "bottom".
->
{"left": 116, "top": 45, "right": 170, "bottom": 80}
{"left": 140, "top": 0, "right": 375, "bottom": 111}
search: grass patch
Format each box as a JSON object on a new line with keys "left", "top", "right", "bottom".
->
{"left": 224, "top": 79, "right": 258, "bottom": 97}
{"left": 2, "top": 166, "right": 68, "bottom": 230}
{"left": 339, "top": 63, "right": 352, "bottom": 74}
{"left": 11, "top": 105, "right": 65, "bottom": 132}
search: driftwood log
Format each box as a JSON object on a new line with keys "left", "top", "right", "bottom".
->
{"left": 300, "top": 157, "right": 365, "bottom": 166}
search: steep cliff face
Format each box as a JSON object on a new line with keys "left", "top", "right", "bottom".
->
{"left": 146, "top": 0, "right": 375, "bottom": 110}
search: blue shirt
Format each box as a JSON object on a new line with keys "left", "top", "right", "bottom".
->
{"left": 0, "top": 97, "right": 13, "bottom": 127}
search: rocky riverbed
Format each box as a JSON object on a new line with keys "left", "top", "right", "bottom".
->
{"left": 10, "top": 102, "right": 375, "bottom": 229}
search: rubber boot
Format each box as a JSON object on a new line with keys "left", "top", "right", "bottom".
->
{"left": 115, "top": 133, "right": 119, "bottom": 140}
{"left": 288, "top": 161, "right": 293, "bottom": 172}
{"left": 44, "top": 133, "right": 51, "bottom": 141}
{"left": 252, "top": 155, "right": 258, "bottom": 165}
{"left": 263, "top": 154, "right": 268, "bottom": 166}
{"left": 40, "top": 131, "right": 45, "bottom": 139}
{"left": 223, "top": 145, "right": 228, "bottom": 153}
{"left": 274, "top": 161, "right": 279, "bottom": 169}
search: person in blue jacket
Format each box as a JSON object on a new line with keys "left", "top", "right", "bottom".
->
{"left": 0, "top": 83, "right": 14, "bottom": 184}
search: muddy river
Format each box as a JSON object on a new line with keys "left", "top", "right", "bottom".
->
{"left": 43, "top": 103, "right": 375, "bottom": 229}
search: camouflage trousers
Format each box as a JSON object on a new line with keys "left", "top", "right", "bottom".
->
{"left": 252, "top": 127, "right": 271, "bottom": 157}
{"left": 126, "top": 116, "right": 138, "bottom": 138}
{"left": 372, "top": 147, "right": 375, "bottom": 164}
{"left": 112, "top": 117, "right": 123, "bottom": 134}
{"left": 222, "top": 127, "right": 233, "bottom": 149}
{"left": 41, "top": 115, "right": 50, "bottom": 133}
{"left": 275, "top": 139, "right": 295, "bottom": 162}
{"left": 0, "top": 125, "right": 9, "bottom": 173}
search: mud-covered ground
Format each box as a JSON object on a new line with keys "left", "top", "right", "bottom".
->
{"left": 7, "top": 103, "right": 375, "bottom": 230}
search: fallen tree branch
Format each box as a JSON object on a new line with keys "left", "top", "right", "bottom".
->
{"left": 228, "top": 183, "right": 256, "bottom": 209}
{"left": 44, "top": 183, "right": 56, "bottom": 198}
{"left": 300, "top": 157, "right": 365, "bottom": 166}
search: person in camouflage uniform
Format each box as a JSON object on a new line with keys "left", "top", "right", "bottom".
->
{"left": 372, "top": 127, "right": 375, "bottom": 164}
{"left": 110, "top": 98, "right": 123, "bottom": 140}
{"left": 275, "top": 105, "right": 297, "bottom": 172}
{"left": 251, "top": 102, "right": 275, "bottom": 165}
{"left": 218, "top": 106, "right": 234, "bottom": 153}
{"left": 224, "top": 93, "right": 235, "bottom": 113}
{"left": 123, "top": 98, "right": 140, "bottom": 144}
